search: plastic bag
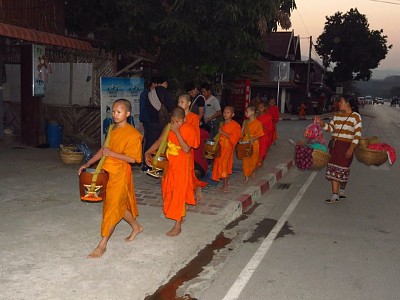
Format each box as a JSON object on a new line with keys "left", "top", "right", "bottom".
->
{"left": 77, "top": 141, "right": 93, "bottom": 163}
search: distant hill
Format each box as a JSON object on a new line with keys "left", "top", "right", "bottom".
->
{"left": 372, "top": 69, "right": 400, "bottom": 80}
{"left": 355, "top": 75, "right": 400, "bottom": 98}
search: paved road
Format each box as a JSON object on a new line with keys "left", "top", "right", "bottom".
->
{"left": 184, "top": 104, "right": 400, "bottom": 299}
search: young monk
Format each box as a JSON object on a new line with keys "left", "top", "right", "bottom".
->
{"left": 266, "top": 96, "right": 279, "bottom": 144}
{"left": 177, "top": 94, "right": 207, "bottom": 200}
{"left": 211, "top": 106, "right": 242, "bottom": 192}
{"left": 78, "top": 99, "right": 143, "bottom": 258}
{"left": 145, "top": 107, "right": 197, "bottom": 236}
{"left": 242, "top": 105, "right": 264, "bottom": 184}
{"left": 257, "top": 101, "right": 274, "bottom": 167}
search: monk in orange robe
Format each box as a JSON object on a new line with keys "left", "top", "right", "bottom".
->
{"left": 78, "top": 99, "right": 143, "bottom": 258}
{"left": 267, "top": 97, "right": 279, "bottom": 144}
{"left": 212, "top": 106, "right": 241, "bottom": 192}
{"left": 257, "top": 101, "right": 274, "bottom": 167}
{"left": 145, "top": 107, "right": 197, "bottom": 236}
{"left": 178, "top": 94, "right": 207, "bottom": 200}
{"left": 242, "top": 105, "right": 264, "bottom": 183}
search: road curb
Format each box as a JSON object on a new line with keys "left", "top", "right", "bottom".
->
{"left": 221, "top": 159, "right": 294, "bottom": 225}
{"left": 280, "top": 117, "right": 332, "bottom": 121}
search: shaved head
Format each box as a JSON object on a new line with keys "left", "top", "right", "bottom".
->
{"left": 171, "top": 107, "right": 185, "bottom": 119}
{"left": 113, "top": 98, "right": 132, "bottom": 112}
{"left": 224, "top": 106, "right": 235, "bottom": 113}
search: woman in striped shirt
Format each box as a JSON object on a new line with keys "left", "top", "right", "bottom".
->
{"left": 316, "top": 96, "right": 362, "bottom": 204}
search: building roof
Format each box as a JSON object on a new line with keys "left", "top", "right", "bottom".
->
{"left": 0, "top": 22, "right": 93, "bottom": 51}
{"left": 264, "top": 31, "right": 301, "bottom": 60}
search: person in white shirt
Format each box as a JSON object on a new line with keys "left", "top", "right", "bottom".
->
{"left": 201, "top": 83, "right": 221, "bottom": 139}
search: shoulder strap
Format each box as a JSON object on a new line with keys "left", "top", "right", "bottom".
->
{"left": 153, "top": 123, "right": 171, "bottom": 165}
{"left": 89, "top": 124, "right": 114, "bottom": 190}
{"left": 335, "top": 113, "right": 352, "bottom": 139}
{"left": 244, "top": 120, "right": 250, "bottom": 138}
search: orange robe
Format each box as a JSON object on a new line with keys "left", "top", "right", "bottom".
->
{"left": 162, "top": 123, "right": 197, "bottom": 221}
{"left": 101, "top": 125, "right": 142, "bottom": 237}
{"left": 257, "top": 112, "right": 273, "bottom": 164}
{"left": 242, "top": 119, "right": 264, "bottom": 177}
{"left": 212, "top": 120, "right": 241, "bottom": 181}
{"left": 299, "top": 104, "right": 306, "bottom": 117}
{"left": 267, "top": 105, "right": 279, "bottom": 143}
{"left": 185, "top": 112, "right": 207, "bottom": 188}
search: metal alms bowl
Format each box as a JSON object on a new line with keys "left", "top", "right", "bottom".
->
{"left": 205, "top": 140, "right": 216, "bottom": 146}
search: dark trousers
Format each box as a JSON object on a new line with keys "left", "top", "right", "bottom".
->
{"left": 141, "top": 122, "right": 163, "bottom": 169}
{"left": 208, "top": 120, "right": 219, "bottom": 140}
{"left": 143, "top": 122, "right": 162, "bottom": 152}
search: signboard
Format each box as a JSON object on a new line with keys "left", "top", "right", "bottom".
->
{"left": 270, "top": 61, "right": 290, "bottom": 82}
{"left": 33, "top": 45, "right": 46, "bottom": 96}
{"left": 231, "top": 79, "right": 251, "bottom": 120}
{"left": 100, "top": 77, "right": 144, "bottom": 144}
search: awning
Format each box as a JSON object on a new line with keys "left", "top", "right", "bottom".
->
{"left": 0, "top": 22, "right": 93, "bottom": 51}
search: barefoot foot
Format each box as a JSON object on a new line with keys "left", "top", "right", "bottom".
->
{"left": 166, "top": 223, "right": 181, "bottom": 237}
{"left": 219, "top": 186, "right": 228, "bottom": 193}
{"left": 87, "top": 246, "right": 106, "bottom": 258}
{"left": 243, "top": 176, "right": 249, "bottom": 184}
{"left": 195, "top": 187, "right": 203, "bottom": 201}
{"left": 125, "top": 224, "right": 143, "bottom": 242}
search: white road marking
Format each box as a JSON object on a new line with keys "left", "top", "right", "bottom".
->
{"left": 222, "top": 172, "right": 318, "bottom": 300}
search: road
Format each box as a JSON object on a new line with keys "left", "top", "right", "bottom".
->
{"left": 180, "top": 103, "right": 400, "bottom": 300}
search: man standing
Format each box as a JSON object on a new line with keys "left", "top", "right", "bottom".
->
{"left": 139, "top": 77, "right": 157, "bottom": 173}
{"left": 144, "top": 76, "right": 175, "bottom": 169}
{"left": 201, "top": 83, "right": 221, "bottom": 139}
{"left": 185, "top": 81, "right": 205, "bottom": 126}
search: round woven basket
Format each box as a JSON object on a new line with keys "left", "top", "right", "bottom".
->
{"left": 354, "top": 146, "right": 387, "bottom": 166}
{"left": 311, "top": 149, "right": 331, "bottom": 170}
{"left": 358, "top": 136, "right": 379, "bottom": 149}
{"left": 59, "top": 145, "right": 83, "bottom": 165}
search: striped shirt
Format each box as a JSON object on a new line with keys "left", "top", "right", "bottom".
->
{"left": 323, "top": 112, "right": 362, "bottom": 145}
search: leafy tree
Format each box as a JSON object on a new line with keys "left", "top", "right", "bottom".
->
{"left": 65, "top": 0, "right": 296, "bottom": 84}
{"left": 315, "top": 8, "right": 391, "bottom": 86}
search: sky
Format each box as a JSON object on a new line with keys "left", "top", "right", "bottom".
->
{"left": 285, "top": 0, "right": 400, "bottom": 79}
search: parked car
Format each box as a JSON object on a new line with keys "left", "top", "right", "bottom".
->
{"left": 364, "top": 95, "right": 373, "bottom": 104}
{"left": 373, "top": 97, "right": 384, "bottom": 105}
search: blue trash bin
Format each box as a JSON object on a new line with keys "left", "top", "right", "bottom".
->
{"left": 47, "top": 123, "right": 63, "bottom": 148}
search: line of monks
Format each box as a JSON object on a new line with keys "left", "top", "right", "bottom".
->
{"left": 78, "top": 96, "right": 279, "bottom": 258}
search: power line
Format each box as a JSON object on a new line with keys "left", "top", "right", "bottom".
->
{"left": 369, "top": 0, "right": 400, "bottom": 5}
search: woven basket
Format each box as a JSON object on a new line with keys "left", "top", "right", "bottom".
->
{"left": 59, "top": 145, "right": 83, "bottom": 165}
{"left": 358, "top": 136, "right": 379, "bottom": 149}
{"left": 354, "top": 146, "right": 387, "bottom": 166}
{"left": 311, "top": 149, "right": 331, "bottom": 170}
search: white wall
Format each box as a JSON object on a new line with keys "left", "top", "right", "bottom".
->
{"left": 3, "top": 63, "right": 93, "bottom": 106}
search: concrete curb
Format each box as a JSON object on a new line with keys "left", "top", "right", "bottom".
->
{"left": 280, "top": 117, "right": 332, "bottom": 121}
{"left": 222, "top": 159, "right": 294, "bottom": 225}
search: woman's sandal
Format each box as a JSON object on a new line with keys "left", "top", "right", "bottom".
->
{"left": 325, "top": 198, "right": 339, "bottom": 204}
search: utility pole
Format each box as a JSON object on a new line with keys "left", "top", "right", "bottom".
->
{"left": 306, "top": 36, "right": 312, "bottom": 98}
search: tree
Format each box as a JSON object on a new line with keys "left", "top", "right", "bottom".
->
{"left": 315, "top": 8, "right": 391, "bottom": 86}
{"left": 65, "top": 0, "right": 296, "bottom": 84}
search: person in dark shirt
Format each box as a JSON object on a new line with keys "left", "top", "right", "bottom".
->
{"left": 144, "top": 76, "right": 175, "bottom": 170}
{"left": 139, "top": 78, "right": 157, "bottom": 172}
{"left": 185, "top": 81, "right": 205, "bottom": 126}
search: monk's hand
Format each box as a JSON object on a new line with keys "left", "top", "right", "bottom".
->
{"left": 171, "top": 121, "right": 181, "bottom": 134}
{"left": 345, "top": 147, "right": 354, "bottom": 159}
{"left": 144, "top": 152, "right": 153, "bottom": 167}
{"left": 78, "top": 165, "right": 85, "bottom": 175}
